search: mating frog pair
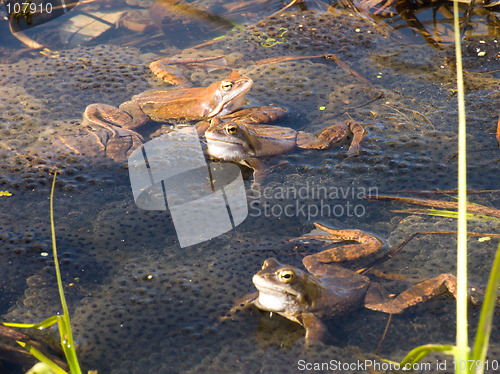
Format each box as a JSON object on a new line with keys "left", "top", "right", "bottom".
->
{"left": 238, "top": 223, "right": 484, "bottom": 341}
{"left": 82, "top": 59, "right": 365, "bottom": 184}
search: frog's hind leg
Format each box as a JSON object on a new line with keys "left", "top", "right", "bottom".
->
{"left": 84, "top": 104, "right": 144, "bottom": 140}
{"left": 297, "top": 120, "right": 366, "bottom": 156}
{"left": 363, "top": 274, "right": 483, "bottom": 314}
{"left": 294, "top": 222, "right": 384, "bottom": 269}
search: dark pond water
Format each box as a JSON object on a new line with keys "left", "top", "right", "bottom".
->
{"left": 0, "top": 1, "right": 499, "bottom": 373}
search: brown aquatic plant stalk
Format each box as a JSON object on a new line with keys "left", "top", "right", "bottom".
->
{"left": 368, "top": 195, "right": 500, "bottom": 219}
{"left": 155, "top": 0, "right": 241, "bottom": 29}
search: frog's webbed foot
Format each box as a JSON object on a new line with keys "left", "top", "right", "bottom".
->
{"left": 292, "top": 223, "right": 384, "bottom": 268}
{"left": 149, "top": 60, "right": 191, "bottom": 86}
{"left": 83, "top": 104, "right": 144, "bottom": 162}
{"left": 364, "top": 273, "right": 483, "bottom": 314}
{"left": 84, "top": 103, "right": 145, "bottom": 140}
{"left": 297, "top": 120, "right": 366, "bottom": 156}
{"left": 105, "top": 132, "right": 143, "bottom": 162}
{"left": 149, "top": 56, "right": 229, "bottom": 86}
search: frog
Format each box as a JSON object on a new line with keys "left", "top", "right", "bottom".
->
{"left": 81, "top": 59, "right": 286, "bottom": 162}
{"left": 237, "top": 222, "right": 483, "bottom": 341}
{"left": 205, "top": 119, "right": 366, "bottom": 186}
{"left": 84, "top": 70, "right": 252, "bottom": 137}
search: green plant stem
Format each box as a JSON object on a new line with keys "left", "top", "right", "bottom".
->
{"left": 17, "top": 341, "right": 67, "bottom": 374}
{"left": 471, "top": 241, "right": 500, "bottom": 374}
{"left": 50, "top": 173, "right": 82, "bottom": 374}
{"left": 454, "top": 2, "right": 469, "bottom": 372}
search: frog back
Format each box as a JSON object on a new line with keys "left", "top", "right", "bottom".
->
{"left": 250, "top": 124, "right": 297, "bottom": 156}
{"left": 309, "top": 266, "right": 370, "bottom": 318}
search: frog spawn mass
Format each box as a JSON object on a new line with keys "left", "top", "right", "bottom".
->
{"left": 0, "top": 45, "right": 152, "bottom": 191}
{"left": 5, "top": 214, "right": 498, "bottom": 373}
{"left": 2, "top": 8, "right": 500, "bottom": 374}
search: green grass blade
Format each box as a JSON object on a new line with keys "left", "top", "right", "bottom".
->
{"left": 399, "top": 344, "right": 456, "bottom": 368}
{"left": 471, "top": 241, "right": 500, "bottom": 374}
{"left": 33, "top": 316, "right": 61, "bottom": 331}
{"left": 453, "top": 2, "right": 469, "bottom": 371}
{"left": 2, "top": 322, "right": 37, "bottom": 329}
{"left": 3, "top": 315, "right": 59, "bottom": 330}
{"left": 49, "top": 173, "right": 82, "bottom": 374}
{"left": 423, "top": 209, "right": 499, "bottom": 223}
{"left": 15, "top": 341, "right": 68, "bottom": 374}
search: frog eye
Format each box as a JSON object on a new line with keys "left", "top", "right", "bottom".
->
{"left": 278, "top": 270, "right": 294, "bottom": 283}
{"left": 220, "top": 81, "right": 234, "bottom": 91}
{"left": 225, "top": 124, "right": 238, "bottom": 135}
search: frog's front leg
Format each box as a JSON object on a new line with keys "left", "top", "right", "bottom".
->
{"left": 292, "top": 222, "right": 384, "bottom": 270}
{"left": 300, "top": 313, "right": 330, "bottom": 341}
{"left": 241, "top": 157, "right": 269, "bottom": 189}
{"left": 220, "top": 292, "right": 258, "bottom": 323}
{"left": 363, "top": 274, "right": 486, "bottom": 314}
{"left": 297, "top": 120, "right": 366, "bottom": 156}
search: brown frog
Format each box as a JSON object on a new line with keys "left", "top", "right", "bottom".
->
{"left": 205, "top": 119, "right": 365, "bottom": 186}
{"left": 238, "top": 222, "right": 483, "bottom": 341}
{"left": 81, "top": 60, "right": 286, "bottom": 162}
{"left": 84, "top": 70, "right": 253, "bottom": 132}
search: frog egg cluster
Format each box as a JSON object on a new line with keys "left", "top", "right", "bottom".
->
{"left": 246, "top": 9, "right": 388, "bottom": 57}
{"left": 0, "top": 45, "right": 151, "bottom": 122}
{"left": 186, "top": 339, "right": 364, "bottom": 374}
{"left": 0, "top": 138, "right": 122, "bottom": 193}
{"left": 3, "top": 224, "right": 111, "bottom": 322}
{"left": 2, "top": 211, "right": 313, "bottom": 373}
{"left": 240, "top": 60, "right": 377, "bottom": 124}
{"left": 3, "top": 197, "right": 497, "bottom": 373}
{"left": 0, "top": 229, "right": 51, "bottom": 316}
{"left": 68, "top": 252, "right": 251, "bottom": 372}
{"left": 377, "top": 214, "right": 499, "bottom": 284}
{"left": 0, "top": 45, "right": 154, "bottom": 192}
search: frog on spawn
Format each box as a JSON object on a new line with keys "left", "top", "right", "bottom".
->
{"left": 80, "top": 59, "right": 287, "bottom": 162}
{"left": 238, "top": 222, "right": 483, "bottom": 341}
{"left": 205, "top": 119, "right": 366, "bottom": 186}
{"left": 84, "top": 70, "right": 253, "bottom": 136}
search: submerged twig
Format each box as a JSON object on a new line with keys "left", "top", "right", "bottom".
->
{"left": 255, "top": 54, "right": 323, "bottom": 65}
{"left": 357, "top": 231, "right": 500, "bottom": 275}
{"left": 156, "top": 0, "right": 242, "bottom": 29}
{"left": 324, "top": 53, "right": 375, "bottom": 89}
{"left": 267, "top": 0, "right": 304, "bottom": 19}
{"left": 376, "top": 189, "right": 500, "bottom": 197}
{"left": 8, "top": 16, "right": 44, "bottom": 49}
{"left": 496, "top": 110, "right": 500, "bottom": 146}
